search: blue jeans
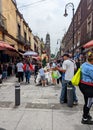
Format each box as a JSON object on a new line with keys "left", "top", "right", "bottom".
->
{"left": 60, "top": 79, "right": 78, "bottom": 102}
{"left": 2, "top": 71, "right": 7, "bottom": 79}
{"left": 25, "top": 71, "right": 31, "bottom": 83}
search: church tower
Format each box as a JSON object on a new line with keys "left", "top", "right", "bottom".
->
{"left": 45, "top": 33, "right": 51, "bottom": 61}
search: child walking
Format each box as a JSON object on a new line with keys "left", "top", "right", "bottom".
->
{"left": 39, "top": 64, "right": 46, "bottom": 87}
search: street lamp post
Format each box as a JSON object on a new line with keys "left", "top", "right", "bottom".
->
{"left": 64, "top": 2, "right": 75, "bottom": 58}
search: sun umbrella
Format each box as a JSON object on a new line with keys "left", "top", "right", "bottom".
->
{"left": 32, "top": 56, "right": 41, "bottom": 60}
{"left": 23, "top": 51, "right": 38, "bottom": 56}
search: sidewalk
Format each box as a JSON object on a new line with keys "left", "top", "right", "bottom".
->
{"left": 0, "top": 76, "right": 93, "bottom": 130}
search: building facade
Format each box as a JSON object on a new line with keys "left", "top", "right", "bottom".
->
{"left": 62, "top": 0, "right": 93, "bottom": 55}
{"left": 0, "top": 0, "right": 43, "bottom": 62}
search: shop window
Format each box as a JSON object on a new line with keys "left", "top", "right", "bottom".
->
{"left": 18, "top": 24, "right": 21, "bottom": 36}
{"left": 29, "top": 37, "right": 31, "bottom": 43}
{"left": 24, "top": 32, "right": 27, "bottom": 43}
{"left": 87, "top": 14, "right": 92, "bottom": 33}
{"left": 78, "top": 8, "right": 81, "bottom": 25}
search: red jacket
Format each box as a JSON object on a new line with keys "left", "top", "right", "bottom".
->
{"left": 23, "top": 63, "right": 34, "bottom": 71}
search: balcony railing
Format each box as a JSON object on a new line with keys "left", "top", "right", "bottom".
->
{"left": 17, "top": 34, "right": 25, "bottom": 44}
{"left": 25, "top": 41, "right": 31, "bottom": 46}
{"left": 17, "top": 34, "right": 31, "bottom": 46}
{"left": 0, "top": 14, "right": 7, "bottom": 30}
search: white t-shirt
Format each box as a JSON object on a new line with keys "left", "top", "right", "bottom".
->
{"left": 16, "top": 62, "right": 24, "bottom": 72}
{"left": 62, "top": 59, "right": 76, "bottom": 81}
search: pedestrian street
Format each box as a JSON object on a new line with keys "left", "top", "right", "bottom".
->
{"left": 0, "top": 76, "right": 93, "bottom": 130}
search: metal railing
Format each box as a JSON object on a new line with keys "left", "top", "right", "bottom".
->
{"left": 25, "top": 41, "right": 31, "bottom": 46}
{"left": 17, "top": 34, "right": 31, "bottom": 46}
{"left": 17, "top": 34, "right": 25, "bottom": 44}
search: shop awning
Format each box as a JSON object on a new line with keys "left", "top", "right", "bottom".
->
{"left": 0, "top": 41, "right": 23, "bottom": 57}
{"left": 83, "top": 40, "right": 93, "bottom": 48}
{"left": 0, "top": 41, "right": 16, "bottom": 50}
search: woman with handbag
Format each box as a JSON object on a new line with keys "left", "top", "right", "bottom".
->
{"left": 79, "top": 54, "right": 93, "bottom": 124}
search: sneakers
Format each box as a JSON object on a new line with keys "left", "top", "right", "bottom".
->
{"left": 73, "top": 101, "right": 78, "bottom": 105}
{"left": 81, "top": 118, "right": 93, "bottom": 125}
{"left": 87, "top": 114, "right": 92, "bottom": 120}
{"left": 60, "top": 100, "right": 64, "bottom": 104}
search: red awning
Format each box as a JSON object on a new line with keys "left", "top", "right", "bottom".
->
{"left": 83, "top": 40, "right": 93, "bottom": 48}
{"left": 0, "top": 41, "right": 16, "bottom": 50}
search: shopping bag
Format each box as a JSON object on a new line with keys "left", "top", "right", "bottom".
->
{"left": 71, "top": 68, "right": 81, "bottom": 86}
{"left": 52, "top": 71, "right": 59, "bottom": 79}
{"left": 57, "top": 71, "right": 61, "bottom": 79}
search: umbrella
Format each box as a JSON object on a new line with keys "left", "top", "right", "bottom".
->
{"left": 32, "top": 56, "right": 41, "bottom": 60}
{"left": 23, "top": 51, "right": 38, "bottom": 56}
{"left": 83, "top": 40, "right": 93, "bottom": 48}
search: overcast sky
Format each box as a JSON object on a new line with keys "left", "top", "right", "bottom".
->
{"left": 16, "top": 0, "right": 80, "bottom": 54}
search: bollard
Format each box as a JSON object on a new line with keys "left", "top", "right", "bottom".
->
{"left": 67, "top": 82, "right": 73, "bottom": 107}
{"left": 0, "top": 74, "right": 2, "bottom": 84}
{"left": 15, "top": 83, "right": 20, "bottom": 106}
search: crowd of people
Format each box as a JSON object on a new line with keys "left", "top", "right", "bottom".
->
{"left": 34, "top": 52, "right": 93, "bottom": 125}
{"left": 0, "top": 52, "right": 93, "bottom": 125}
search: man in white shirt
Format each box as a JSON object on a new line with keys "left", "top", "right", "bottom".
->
{"left": 57, "top": 53, "right": 78, "bottom": 104}
{"left": 16, "top": 59, "right": 24, "bottom": 83}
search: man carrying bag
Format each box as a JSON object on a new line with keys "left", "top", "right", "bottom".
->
{"left": 56, "top": 53, "right": 78, "bottom": 106}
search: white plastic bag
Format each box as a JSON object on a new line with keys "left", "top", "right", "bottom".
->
{"left": 36, "top": 73, "right": 41, "bottom": 84}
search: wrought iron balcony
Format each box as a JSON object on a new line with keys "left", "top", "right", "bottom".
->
{"left": 0, "top": 14, "right": 7, "bottom": 31}
{"left": 17, "top": 34, "right": 25, "bottom": 44}
{"left": 25, "top": 41, "right": 31, "bottom": 46}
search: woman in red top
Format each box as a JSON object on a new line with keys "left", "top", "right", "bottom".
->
{"left": 23, "top": 61, "right": 34, "bottom": 83}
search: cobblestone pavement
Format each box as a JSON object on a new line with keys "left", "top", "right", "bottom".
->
{"left": 0, "top": 76, "right": 93, "bottom": 130}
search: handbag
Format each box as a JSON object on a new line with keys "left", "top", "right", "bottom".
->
{"left": 71, "top": 68, "right": 81, "bottom": 86}
{"left": 52, "top": 71, "right": 59, "bottom": 79}
{"left": 57, "top": 71, "right": 61, "bottom": 79}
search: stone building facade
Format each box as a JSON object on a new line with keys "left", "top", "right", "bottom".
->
{"left": 62, "top": 0, "right": 93, "bottom": 55}
{"left": 0, "top": 0, "right": 43, "bottom": 59}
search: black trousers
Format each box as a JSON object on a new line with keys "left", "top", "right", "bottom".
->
{"left": 57, "top": 76, "right": 62, "bottom": 84}
{"left": 79, "top": 83, "right": 93, "bottom": 118}
{"left": 18, "top": 72, "right": 24, "bottom": 82}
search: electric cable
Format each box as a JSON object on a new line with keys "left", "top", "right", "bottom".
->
{"left": 2, "top": 0, "right": 49, "bottom": 13}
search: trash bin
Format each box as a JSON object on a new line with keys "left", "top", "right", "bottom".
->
{"left": 15, "top": 84, "right": 20, "bottom": 106}
{"left": 67, "top": 82, "right": 73, "bottom": 107}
